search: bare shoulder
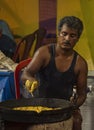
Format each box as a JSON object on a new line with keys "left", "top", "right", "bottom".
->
{"left": 78, "top": 54, "right": 88, "bottom": 67}
{"left": 35, "top": 44, "right": 51, "bottom": 59}
{"left": 30, "top": 44, "right": 51, "bottom": 68}
{"left": 38, "top": 44, "right": 50, "bottom": 54}
{"left": 76, "top": 52, "right": 88, "bottom": 73}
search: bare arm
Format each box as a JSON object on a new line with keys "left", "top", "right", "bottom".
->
{"left": 21, "top": 45, "right": 50, "bottom": 85}
{"left": 74, "top": 56, "right": 88, "bottom": 108}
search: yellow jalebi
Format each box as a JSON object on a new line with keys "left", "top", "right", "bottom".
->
{"left": 13, "top": 106, "right": 61, "bottom": 113}
{"left": 25, "top": 80, "right": 38, "bottom": 95}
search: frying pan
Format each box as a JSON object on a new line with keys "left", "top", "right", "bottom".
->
{"left": 0, "top": 98, "right": 74, "bottom": 124}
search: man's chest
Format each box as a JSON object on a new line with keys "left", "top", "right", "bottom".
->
{"left": 55, "top": 56, "right": 73, "bottom": 72}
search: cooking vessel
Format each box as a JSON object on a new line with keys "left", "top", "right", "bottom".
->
{"left": 0, "top": 98, "right": 74, "bottom": 124}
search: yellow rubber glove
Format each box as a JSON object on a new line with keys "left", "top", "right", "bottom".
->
{"left": 25, "top": 80, "right": 38, "bottom": 95}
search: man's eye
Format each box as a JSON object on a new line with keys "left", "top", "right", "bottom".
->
{"left": 60, "top": 32, "right": 67, "bottom": 36}
{"left": 70, "top": 34, "right": 77, "bottom": 38}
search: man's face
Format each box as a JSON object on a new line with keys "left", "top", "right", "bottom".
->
{"left": 58, "top": 24, "right": 79, "bottom": 50}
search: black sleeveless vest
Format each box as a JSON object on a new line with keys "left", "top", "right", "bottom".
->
{"left": 38, "top": 44, "right": 77, "bottom": 100}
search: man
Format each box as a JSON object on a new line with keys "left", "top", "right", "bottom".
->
{"left": 21, "top": 16, "right": 88, "bottom": 130}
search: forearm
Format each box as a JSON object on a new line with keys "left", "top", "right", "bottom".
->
{"left": 76, "top": 94, "right": 87, "bottom": 107}
{"left": 73, "top": 94, "right": 87, "bottom": 109}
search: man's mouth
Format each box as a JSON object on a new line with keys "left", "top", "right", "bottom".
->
{"left": 63, "top": 41, "right": 71, "bottom": 46}
{"left": 65, "top": 41, "right": 70, "bottom": 45}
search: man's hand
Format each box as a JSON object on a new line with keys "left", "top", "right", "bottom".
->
{"left": 25, "top": 80, "right": 38, "bottom": 94}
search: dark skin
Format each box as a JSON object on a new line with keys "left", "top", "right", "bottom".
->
{"left": 21, "top": 23, "right": 88, "bottom": 130}
{"left": 22, "top": 24, "right": 88, "bottom": 107}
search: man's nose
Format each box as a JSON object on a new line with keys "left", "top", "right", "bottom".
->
{"left": 65, "top": 35, "right": 71, "bottom": 41}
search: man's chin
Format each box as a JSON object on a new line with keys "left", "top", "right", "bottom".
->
{"left": 61, "top": 46, "right": 71, "bottom": 51}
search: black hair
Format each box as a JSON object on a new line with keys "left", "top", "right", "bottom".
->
{"left": 58, "top": 16, "right": 84, "bottom": 38}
